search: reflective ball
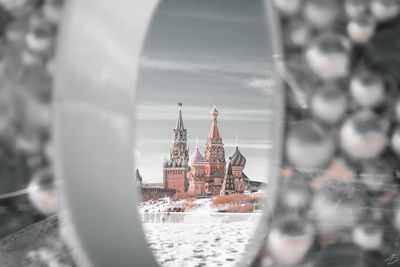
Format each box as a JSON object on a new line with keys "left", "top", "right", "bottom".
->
{"left": 21, "top": 49, "right": 44, "bottom": 66}
{"left": 347, "top": 15, "right": 376, "bottom": 44}
{"left": 280, "top": 177, "right": 312, "bottom": 210}
{"left": 267, "top": 217, "right": 315, "bottom": 265}
{"left": 370, "top": 0, "right": 399, "bottom": 22}
{"left": 353, "top": 224, "right": 383, "bottom": 250}
{"left": 25, "top": 25, "right": 54, "bottom": 55}
{"left": 394, "top": 99, "right": 400, "bottom": 123}
{"left": 14, "top": 134, "right": 42, "bottom": 155}
{"left": 312, "top": 180, "right": 364, "bottom": 231}
{"left": 392, "top": 197, "right": 400, "bottom": 232}
{"left": 340, "top": 110, "right": 388, "bottom": 160}
{"left": 0, "top": 0, "right": 34, "bottom": 18}
{"left": 304, "top": 0, "right": 340, "bottom": 29}
{"left": 287, "top": 18, "right": 311, "bottom": 47}
{"left": 344, "top": 0, "right": 368, "bottom": 18}
{"left": 350, "top": 70, "right": 385, "bottom": 108}
{"left": 314, "top": 243, "right": 381, "bottom": 267}
{"left": 305, "top": 33, "right": 351, "bottom": 80}
{"left": 27, "top": 168, "right": 57, "bottom": 215}
{"left": 286, "top": 121, "right": 334, "bottom": 170}
{"left": 310, "top": 83, "right": 348, "bottom": 124}
{"left": 391, "top": 126, "right": 400, "bottom": 156}
{"left": 5, "top": 20, "right": 28, "bottom": 45}
{"left": 273, "top": 0, "right": 302, "bottom": 15}
{"left": 42, "top": 1, "right": 63, "bottom": 25}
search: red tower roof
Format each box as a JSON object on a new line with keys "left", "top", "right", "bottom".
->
{"left": 208, "top": 106, "right": 221, "bottom": 143}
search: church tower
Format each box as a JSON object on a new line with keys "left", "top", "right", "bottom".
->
{"left": 163, "top": 103, "right": 189, "bottom": 192}
{"left": 204, "top": 106, "right": 226, "bottom": 195}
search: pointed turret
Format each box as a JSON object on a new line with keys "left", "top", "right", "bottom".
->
{"left": 176, "top": 102, "right": 184, "bottom": 130}
{"left": 221, "top": 158, "right": 235, "bottom": 195}
{"left": 163, "top": 103, "right": 189, "bottom": 192}
{"left": 135, "top": 168, "right": 142, "bottom": 187}
{"left": 208, "top": 105, "right": 222, "bottom": 143}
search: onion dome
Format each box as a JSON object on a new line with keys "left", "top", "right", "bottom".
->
{"left": 229, "top": 146, "right": 246, "bottom": 167}
{"left": 189, "top": 144, "right": 206, "bottom": 166}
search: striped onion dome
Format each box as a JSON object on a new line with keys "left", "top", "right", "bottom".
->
{"left": 189, "top": 146, "right": 206, "bottom": 166}
{"left": 229, "top": 146, "right": 246, "bottom": 167}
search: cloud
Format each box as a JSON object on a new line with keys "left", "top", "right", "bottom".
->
{"left": 135, "top": 104, "right": 272, "bottom": 121}
{"left": 160, "top": 11, "right": 259, "bottom": 23}
{"left": 243, "top": 77, "right": 275, "bottom": 95}
{"left": 140, "top": 56, "right": 270, "bottom": 76}
{"left": 139, "top": 138, "right": 271, "bottom": 150}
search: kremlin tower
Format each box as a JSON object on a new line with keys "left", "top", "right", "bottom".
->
{"left": 163, "top": 103, "right": 251, "bottom": 197}
{"left": 163, "top": 103, "right": 189, "bottom": 192}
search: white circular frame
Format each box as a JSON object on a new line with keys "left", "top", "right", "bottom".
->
{"left": 52, "top": 1, "right": 284, "bottom": 266}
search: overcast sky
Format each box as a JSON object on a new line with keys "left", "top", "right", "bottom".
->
{"left": 134, "top": 0, "right": 275, "bottom": 183}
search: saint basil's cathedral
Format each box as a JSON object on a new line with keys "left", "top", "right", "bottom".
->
{"left": 163, "top": 103, "right": 251, "bottom": 197}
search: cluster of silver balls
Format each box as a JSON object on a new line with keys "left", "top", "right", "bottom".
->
{"left": 263, "top": 0, "right": 400, "bottom": 266}
{"left": 0, "top": 0, "right": 69, "bottom": 266}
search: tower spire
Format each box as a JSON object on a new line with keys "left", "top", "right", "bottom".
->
{"left": 235, "top": 134, "right": 238, "bottom": 147}
{"left": 208, "top": 105, "right": 221, "bottom": 143}
{"left": 176, "top": 102, "right": 184, "bottom": 130}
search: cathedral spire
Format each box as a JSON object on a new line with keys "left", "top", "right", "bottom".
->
{"left": 176, "top": 102, "right": 184, "bottom": 130}
{"left": 208, "top": 105, "right": 221, "bottom": 143}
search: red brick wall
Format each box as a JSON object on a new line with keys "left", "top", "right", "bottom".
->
{"left": 140, "top": 188, "right": 176, "bottom": 202}
{"left": 164, "top": 170, "right": 186, "bottom": 192}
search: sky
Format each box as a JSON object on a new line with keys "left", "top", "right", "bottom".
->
{"left": 134, "top": 0, "right": 275, "bottom": 183}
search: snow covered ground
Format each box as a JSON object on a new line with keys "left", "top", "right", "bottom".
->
{"left": 142, "top": 216, "right": 259, "bottom": 267}
{"left": 138, "top": 198, "right": 261, "bottom": 267}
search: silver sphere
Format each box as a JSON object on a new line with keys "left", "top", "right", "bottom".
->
{"left": 344, "top": 0, "right": 368, "bottom": 18}
{"left": 304, "top": 0, "right": 340, "bottom": 29}
{"left": 21, "top": 49, "right": 44, "bottom": 66}
{"left": 312, "top": 180, "right": 364, "bottom": 232}
{"left": 42, "top": 1, "right": 63, "bottom": 25}
{"left": 267, "top": 217, "right": 315, "bottom": 265}
{"left": 359, "top": 160, "right": 393, "bottom": 192}
{"left": 310, "top": 83, "right": 348, "bottom": 124}
{"left": 340, "top": 110, "right": 388, "bottom": 160}
{"left": 0, "top": 0, "right": 34, "bottom": 18}
{"left": 305, "top": 33, "right": 351, "bottom": 80}
{"left": 280, "top": 177, "right": 312, "bottom": 210}
{"left": 286, "top": 121, "right": 334, "bottom": 170}
{"left": 25, "top": 26, "right": 54, "bottom": 55}
{"left": 370, "top": 0, "right": 399, "bottom": 22}
{"left": 350, "top": 70, "right": 385, "bottom": 108}
{"left": 394, "top": 99, "right": 400, "bottom": 123}
{"left": 5, "top": 20, "right": 27, "bottom": 44}
{"left": 287, "top": 18, "right": 311, "bottom": 47}
{"left": 27, "top": 168, "right": 57, "bottom": 215}
{"left": 353, "top": 224, "right": 383, "bottom": 250}
{"left": 347, "top": 15, "right": 376, "bottom": 44}
{"left": 391, "top": 126, "right": 400, "bottom": 156}
{"left": 273, "top": 0, "right": 302, "bottom": 15}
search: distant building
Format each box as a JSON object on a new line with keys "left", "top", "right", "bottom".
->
{"left": 162, "top": 103, "right": 255, "bottom": 197}
{"left": 135, "top": 168, "right": 143, "bottom": 187}
{"left": 163, "top": 103, "right": 189, "bottom": 192}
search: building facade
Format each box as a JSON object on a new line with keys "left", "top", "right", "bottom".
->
{"left": 163, "top": 103, "right": 189, "bottom": 192}
{"left": 186, "top": 106, "right": 248, "bottom": 197}
{"left": 163, "top": 104, "right": 250, "bottom": 197}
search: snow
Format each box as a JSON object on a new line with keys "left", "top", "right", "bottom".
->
{"left": 142, "top": 216, "right": 260, "bottom": 267}
{"left": 138, "top": 198, "right": 261, "bottom": 267}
